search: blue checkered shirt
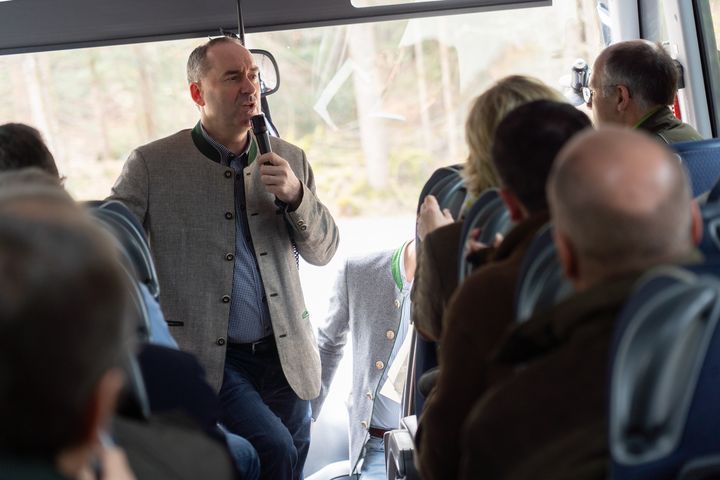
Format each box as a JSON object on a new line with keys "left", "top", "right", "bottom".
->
{"left": 200, "top": 126, "right": 273, "bottom": 343}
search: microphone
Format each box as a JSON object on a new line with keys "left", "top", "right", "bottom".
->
{"left": 251, "top": 114, "right": 272, "bottom": 157}
{"left": 251, "top": 113, "right": 287, "bottom": 213}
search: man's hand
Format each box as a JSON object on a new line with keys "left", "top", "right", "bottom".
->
{"left": 464, "top": 228, "right": 503, "bottom": 257}
{"left": 417, "top": 195, "right": 453, "bottom": 240}
{"left": 259, "top": 152, "right": 303, "bottom": 210}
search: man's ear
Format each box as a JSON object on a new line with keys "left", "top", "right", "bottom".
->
{"left": 690, "top": 199, "right": 703, "bottom": 246}
{"left": 616, "top": 84, "right": 632, "bottom": 113}
{"left": 81, "top": 368, "right": 124, "bottom": 446}
{"left": 499, "top": 188, "right": 526, "bottom": 222}
{"left": 190, "top": 82, "right": 205, "bottom": 107}
{"left": 554, "top": 227, "right": 579, "bottom": 285}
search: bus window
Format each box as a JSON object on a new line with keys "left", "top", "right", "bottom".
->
{"left": 0, "top": 0, "right": 604, "bottom": 474}
{"left": 695, "top": 0, "right": 720, "bottom": 136}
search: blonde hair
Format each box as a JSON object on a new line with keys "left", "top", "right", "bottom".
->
{"left": 463, "top": 75, "right": 565, "bottom": 196}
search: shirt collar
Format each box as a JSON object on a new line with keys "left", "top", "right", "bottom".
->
{"left": 199, "top": 123, "right": 251, "bottom": 166}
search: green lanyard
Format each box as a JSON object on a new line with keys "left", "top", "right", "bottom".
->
{"left": 391, "top": 243, "right": 406, "bottom": 291}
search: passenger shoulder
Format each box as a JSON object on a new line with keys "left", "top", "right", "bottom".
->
{"left": 135, "top": 129, "right": 193, "bottom": 157}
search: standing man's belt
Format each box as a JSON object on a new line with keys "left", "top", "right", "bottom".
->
{"left": 368, "top": 427, "right": 389, "bottom": 439}
{"left": 229, "top": 335, "right": 276, "bottom": 354}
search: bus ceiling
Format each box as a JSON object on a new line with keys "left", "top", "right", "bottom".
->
{"left": 0, "top": 0, "right": 550, "bottom": 56}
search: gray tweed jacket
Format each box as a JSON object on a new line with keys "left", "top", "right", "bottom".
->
{"left": 109, "top": 125, "right": 339, "bottom": 400}
{"left": 311, "top": 248, "right": 408, "bottom": 474}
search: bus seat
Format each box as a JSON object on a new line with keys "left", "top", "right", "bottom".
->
{"left": 705, "top": 176, "right": 720, "bottom": 203}
{"left": 514, "top": 224, "right": 573, "bottom": 323}
{"left": 116, "top": 350, "right": 152, "bottom": 421}
{"left": 85, "top": 201, "right": 160, "bottom": 299}
{"left": 672, "top": 139, "right": 720, "bottom": 197}
{"left": 699, "top": 202, "right": 720, "bottom": 256}
{"left": 432, "top": 173, "right": 466, "bottom": 222}
{"left": 415, "top": 165, "right": 462, "bottom": 216}
{"left": 610, "top": 265, "right": 720, "bottom": 480}
{"left": 384, "top": 416, "right": 420, "bottom": 480}
{"left": 457, "top": 188, "right": 512, "bottom": 282}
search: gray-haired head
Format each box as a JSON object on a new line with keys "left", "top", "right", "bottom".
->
{"left": 186, "top": 36, "right": 243, "bottom": 84}
{"left": 594, "top": 40, "right": 677, "bottom": 112}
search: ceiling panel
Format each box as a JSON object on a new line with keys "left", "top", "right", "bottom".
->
{"left": 0, "top": 0, "right": 549, "bottom": 55}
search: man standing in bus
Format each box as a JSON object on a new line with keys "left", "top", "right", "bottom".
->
{"left": 110, "top": 36, "right": 339, "bottom": 480}
{"left": 585, "top": 39, "right": 703, "bottom": 144}
{"left": 312, "top": 239, "right": 415, "bottom": 479}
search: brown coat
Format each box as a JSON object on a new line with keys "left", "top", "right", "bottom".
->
{"left": 457, "top": 274, "right": 641, "bottom": 480}
{"left": 412, "top": 222, "right": 463, "bottom": 341}
{"left": 416, "top": 213, "right": 548, "bottom": 480}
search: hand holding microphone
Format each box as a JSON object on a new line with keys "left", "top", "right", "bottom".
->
{"left": 252, "top": 114, "right": 303, "bottom": 211}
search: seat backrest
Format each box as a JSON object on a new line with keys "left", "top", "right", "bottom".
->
{"left": 610, "top": 264, "right": 720, "bottom": 480}
{"left": 700, "top": 202, "right": 720, "bottom": 256}
{"left": 416, "top": 165, "right": 462, "bottom": 214}
{"left": 457, "top": 189, "right": 512, "bottom": 282}
{"left": 672, "top": 139, "right": 720, "bottom": 197}
{"left": 432, "top": 173, "right": 466, "bottom": 222}
{"left": 86, "top": 200, "right": 160, "bottom": 300}
{"left": 514, "top": 224, "right": 573, "bottom": 323}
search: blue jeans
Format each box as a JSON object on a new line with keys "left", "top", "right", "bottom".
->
{"left": 359, "top": 437, "right": 386, "bottom": 480}
{"left": 219, "top": 344, "right": 311, "bottom": 480}
{"left": 221, "top": 427, "right": 261, "bottom": 480}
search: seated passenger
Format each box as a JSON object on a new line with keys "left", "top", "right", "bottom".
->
{"left": 586, "top": 40, "right": 703, "bottom": 143}
{"left": 0, "top": 183, "right": 135, "bottom": 479}
{"left": 0, "top": 122, "right": 60, "bottom": 176}
{"left": 413, "top": 75, "right": 565, "bottom": 342}
{"left": 417, "top": 100, "right": 591, "bottom": 480}
{"left": 457, "top": 127, "right": 701, "bottom": 480}
{"left": 312, "top": 240, "right": 415, "bottom": 478}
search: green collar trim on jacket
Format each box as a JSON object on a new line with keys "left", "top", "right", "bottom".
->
{"left": 191, "top": 121, "right": 259, "bottom": 164}
{"left": 633, "top": 106, "right": 668, "bottom": 130}
{"left": 391, "top": 243, "right": 406, "bottom": 291}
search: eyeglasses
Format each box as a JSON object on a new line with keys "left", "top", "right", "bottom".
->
{"left": 582, "top": 84, "right": 622, "bottom": 106}
{"left": 582, "top": 86, "right": 598, "bottom": 106}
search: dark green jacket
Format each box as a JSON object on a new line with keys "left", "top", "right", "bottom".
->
{"left": 637, "top": 106, "right": 703, "bottom": 144}
{"left": 0, "top": 459, "right": 71, "bottom": 480}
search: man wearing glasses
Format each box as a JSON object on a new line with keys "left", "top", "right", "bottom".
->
{"left": 584, "top": 39, "right": 702, "bottom": 144}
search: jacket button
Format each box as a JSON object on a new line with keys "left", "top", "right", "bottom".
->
{"left": 297, "top": 220, "right": 305, "bottom": 227}
{"left": 361, "top": 421, "right": 368, "bottom": 429}
{"left": 216, "top": 337, "right": 226, "bottom": 346}
{"left": 224, "top": 170, "right": 232, "bottom": 178}
{"left": 222, "top": 295, "right": 231, "bottom": 303}
{"left": 366, "top": 390, "right": 373, "bottom": 400}
{"left": 394, "top": 299, "right": 401, "bottom": 309}
{"left": 386, "top": 330, "right": 395, "bottom": 340}
{"left": 225, "top": 253, "right": 234, "bottom": 261}
{"left": 375, "top": 361, "right": 384, "bottom": 370}
{"left": 300, "top": 225, "right": 307, "bottom": 231}
{"left": 225, "top": 212, "right": 233, "bottom": 220}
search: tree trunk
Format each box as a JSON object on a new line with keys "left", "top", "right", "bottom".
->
{"left": 414, "top": 40, "right": 433, "bottom": 152}
{"left": 88, "top": 52, "right": 113, "bottom": 161}
{"left": 348, "top": 23, "right": 389, "bottom": 189}
{"left": 133, "top": 44, "right": 156, "bottom": 140}
{"left": 438, "top": 19, "right": 458, "bottom": 161}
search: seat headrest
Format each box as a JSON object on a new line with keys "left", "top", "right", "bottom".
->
{"left": 457, "top": 189, "right": 513, "bottom": 281}
{"left": 610, "top": 265, "right": 720, "bottom": 467}
{"left": 672, "top": 139, "right": 720, "bottom": 197}
{"left": 86, "top": 200, "right": 160, "bottom": 300}
{"left": 514, "top": 224, "right": 573, "bottom": 323}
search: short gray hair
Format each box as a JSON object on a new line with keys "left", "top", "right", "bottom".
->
{"left": 186, "top": 36, "right": 241, "bottom": 84}
{"left": 598, "top": 40, "right": 678, "bottom": 111}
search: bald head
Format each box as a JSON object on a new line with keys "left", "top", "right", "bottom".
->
{"left": 548, "top": 127, "right": 695, "bottom": 287}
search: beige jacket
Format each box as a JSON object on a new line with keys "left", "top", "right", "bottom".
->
{"left": 109, "top": 125, "right": 339, "bottom": 399}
